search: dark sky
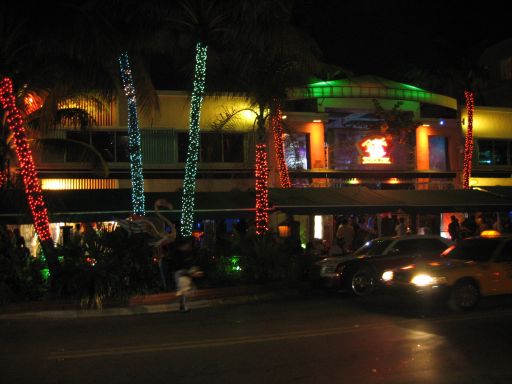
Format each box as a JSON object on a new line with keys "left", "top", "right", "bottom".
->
{"left": 294, "top": 0, "right": 512, "bottom": 80}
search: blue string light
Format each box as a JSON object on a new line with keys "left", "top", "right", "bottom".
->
{"left": 119, "top": 52, "right": 145, "bottom": 216}
{"left": 181, "top": 42, "right": 208, "bottom": 236}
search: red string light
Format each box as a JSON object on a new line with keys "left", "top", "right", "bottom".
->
{"left": 271, "top": 102, "right": 291, "bottom": 188}
{"left": 0, "top": 78, "right": 52, "bottom": 241}
{"left": 255, "top": 143, "right": 269, "bottom": 234}
{"left": 463, "top": 90, "right": 474, "bottom": 189}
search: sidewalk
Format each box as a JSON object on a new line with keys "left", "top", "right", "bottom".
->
{"left": 0, "top": 283, "right": 308, "bottom": 320}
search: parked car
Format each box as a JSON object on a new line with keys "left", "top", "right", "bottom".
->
{"left": 310, "top": 235, "right": 451, "bottom": 296}
{"left": 382, "top": 230, "right": 512, "bottom": 310}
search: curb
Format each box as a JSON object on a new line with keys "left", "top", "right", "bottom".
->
{"left": 0, "top": 289, "right": 302, "bottom": 320}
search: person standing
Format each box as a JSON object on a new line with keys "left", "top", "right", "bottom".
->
{"left": 336, "top": 218, "right": 355, "bottom": 253}
{"left": 395, "top": 217, "right": 407, "bottom": 236}
{"left": 448, "top": 216, "right": 461, "bottom": 242}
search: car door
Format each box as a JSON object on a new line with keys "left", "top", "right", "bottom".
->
{"left": 370, "top": 239, "right": 420, "bottom": 273}
{"left": 490, "top": 240, "right": 512, "bottom": 295}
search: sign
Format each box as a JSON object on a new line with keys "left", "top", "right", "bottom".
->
{"left": 358, "top": 136, "right": 391, "bottom": 164}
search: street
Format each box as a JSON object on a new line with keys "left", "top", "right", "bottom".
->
{"left": 2, "top": 292, "right": 512, "bottom": 384}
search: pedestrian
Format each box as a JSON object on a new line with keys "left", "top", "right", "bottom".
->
{"left": 448, "top": 216, "right": 461, "bottom": 242}
{"left": 336, "top": 218, "right": 355, "bottom": 253}
{"left": 173, "top": 237, "right": 202, "bottom": 312}
{"left": 395, "top": 217, "right": 407, "bottom": 236}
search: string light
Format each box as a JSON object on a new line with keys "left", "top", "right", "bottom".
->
{"left": 119, "top": 52, "right": 145, "bottom": 216}
{"left": 255, "top": 143, "right": 269, "bottom": 234}
{"left": 271, "top": 102, "right": 291, "bottom": 188}
{"left": 0, "top": 77, "right": 51, "bottom": 241}
{"left": 181, "top": 42, "right": 208, "bottom": 236}
{"left": 463, "top": 90, "right": 474, "bottom": 189}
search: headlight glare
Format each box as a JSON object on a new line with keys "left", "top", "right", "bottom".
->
{"left": 411, "top": 274, "right": 446, "bottom": 286}
{"left": 382, "top": 271, "right": 393, "bottom": 281}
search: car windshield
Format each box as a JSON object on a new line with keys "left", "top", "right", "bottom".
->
{"left": 353, "top": 239, "right": 393, "bottom": 256}
{"left": 442, "top": 238, "right": 502, "bottom": 262}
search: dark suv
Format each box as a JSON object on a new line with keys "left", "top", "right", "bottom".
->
{"left": 311, "top": 235, "right": 451, "bottom": 296}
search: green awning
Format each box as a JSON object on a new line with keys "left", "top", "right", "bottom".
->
{"left": 0, "top": 189, "right": 255, "bottom": 224}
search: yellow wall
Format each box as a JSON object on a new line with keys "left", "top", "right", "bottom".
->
{"left": 461, "top": 106, "right": 512, "bottom": 138}
{"left": 132, "top": 92, "right": 256, "bottom": 132}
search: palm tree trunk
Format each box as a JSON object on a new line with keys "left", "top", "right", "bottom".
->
{"left": 0, "top": 77, "right": 60, "bottom": 283}
{"left": 119, "top": 52, "right": 145, "bottom": 216}
{"left": 271, "top": 102, "right": 291, "bottom": 188}
{"left": 181, "top": 41, "right": 208, "bottom": 236}
{"left": 255, "top": 142, "right": 270, "bottom": 234}
{"left": 463, "top": 90, "right": 474, "bottom": 189}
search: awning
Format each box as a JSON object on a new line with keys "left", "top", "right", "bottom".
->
{"left": 269, "top": 187, "right": 512, "bottom": 214}
{"left": 0, "top": 189, "right": 256, "bottom": 224}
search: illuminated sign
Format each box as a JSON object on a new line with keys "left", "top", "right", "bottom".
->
{"left": 358, "top": 136, "right": 391, "bottom": 164}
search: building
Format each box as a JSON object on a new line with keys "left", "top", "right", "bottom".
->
{"left": 3, "top": 75, "right": 512, "bottom": 253}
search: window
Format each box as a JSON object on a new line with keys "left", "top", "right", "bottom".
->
{"left": 496, "top": 241, "right": 512, "bottom": 262}
{"left": 494, "top": 141, "right": 508, "bottom": 165}
{"left": 115, "top": 133, "right": 130, "bottom": 162}
{"left": 64, "top": 131, "right": 131, "bottom": 163}
{"left": 223, "top": 134, "right": 244, "bottom": 162}
{"left": 414, "top": 239, "right": 448, "bottom": 256}
{"left": 200, "top": 133, "right": 222, "bottom": 162}
{"left": 445, "top": 238, "right": 502, "bottom": 262}
{"left": 91, "top": 132, "right": 115, "bottom": 162}
{"left": 478, "top": 140, "right": 493, "bottom": 165}
{"left": 177, "top": 132, "right": 189, "bottom": 163}
{"left": 177, "top": 132, "right": 245, "bottom": 163}
{"left": 500, "top": 57, "right": 512, "bottom": 81}
{"left": 391, "top": 239, "right": 420, "bottom": 255}
{"left": 477, "top": 140, "right": 510, "bottom": 166}
{"left": 284, "top": 133, "right": 309, "bottom": 169}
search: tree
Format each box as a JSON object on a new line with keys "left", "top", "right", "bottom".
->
{"left": 212, "top": 0, "right": 322, "bottom": 234}
{"left": 164, "top": 0, "right": 229, "bottom": 237}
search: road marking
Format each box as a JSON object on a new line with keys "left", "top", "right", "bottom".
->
{"left": 47, "top": 308, "right": 512, "bottom": 360}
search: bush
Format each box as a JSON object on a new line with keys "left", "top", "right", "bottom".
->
{"left": 57, "top": 226, "right": 159, "bottom": 308}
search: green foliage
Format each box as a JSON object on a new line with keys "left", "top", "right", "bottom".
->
{"left": 202, "top": 230, "right": 303, "bottom": 286}
{"left": 57, "top": 226, "right": 159, "bottom": 309}
{"left": 0, "top": 237, "right": 46, "bottom": 304}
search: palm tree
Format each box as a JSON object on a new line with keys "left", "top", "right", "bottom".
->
{"left": 211, "top": 0, "right": 322, "bottom": 234}
{"left": 164, "top": 0, "right": 228, "bottom": 237}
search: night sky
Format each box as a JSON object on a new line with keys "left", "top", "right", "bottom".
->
{"left": 294, "top": 0, "right": 512, "bottom": 82}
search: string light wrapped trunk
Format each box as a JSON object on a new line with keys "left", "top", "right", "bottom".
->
{"left": 0, "top": 78, "right": 52, "bottom": 242}
{"left": 119, "top": 52, "right": 145, "bottom": 216}
{"left": 463, "top": 90, "right": 474, "bottom": 189}
{"left": 255, "top": 143, "right": 269, "bottom": 234}
{"left": 271, "top": 102, "right": 291, "bottom": 188}
{"left": 181, "top": 42, "right": 208, "bottom": 236}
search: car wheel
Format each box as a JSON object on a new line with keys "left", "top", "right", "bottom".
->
{"left": 449, "top": 281, "right": 479, "bottom": 311}
{"left": 350, "top": 269, "right": 376, "bottom": 296}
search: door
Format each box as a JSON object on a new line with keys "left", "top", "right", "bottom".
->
{"left": 490, "top": 240, "right": 512, "bottom": 294}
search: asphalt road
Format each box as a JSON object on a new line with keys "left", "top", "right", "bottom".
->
{"left": 2, "top": 292, "right": 512, "bottom": 384}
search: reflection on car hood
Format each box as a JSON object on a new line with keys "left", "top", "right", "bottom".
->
{"left": 395, "top": 258, "right": 476, "bottom": 273}
{"left": 316, "top": 254, "right": 368, "bottom": 265}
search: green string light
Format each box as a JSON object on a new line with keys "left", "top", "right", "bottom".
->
{"left": 181, "top": 42, "right": 208, "bottom": 236}
{"left": 119, "top": 52, "right": 145, "bottom": 216}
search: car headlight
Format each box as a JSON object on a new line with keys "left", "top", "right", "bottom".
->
{"left": 382, "top": 270, "right": 393, "bottom": 282}
{"left": 410, "top": 274, "right": 446, "bottom": 286}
